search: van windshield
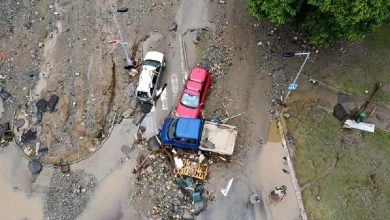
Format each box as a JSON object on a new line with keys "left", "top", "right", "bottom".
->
{"left": 168, "top": 118, "right": 178, "bottom": 140}
{"left": 137, "top": 91, "right": 150, "bottom": 99}
{"left": 143, "top": 60, "right": 161, "bottom": 68}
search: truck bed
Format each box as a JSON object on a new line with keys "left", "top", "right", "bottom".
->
{"left": 199, "top": 122, "right": 238, "bottom": 155}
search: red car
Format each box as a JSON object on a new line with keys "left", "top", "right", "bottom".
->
{"left": 176, "top": 67, "right": 211, "bottom": 118}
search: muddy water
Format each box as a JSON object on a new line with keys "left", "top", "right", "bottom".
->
{"left": 79, "top": 160, "right": 135, "bottom": 220}
{"left": 0, "top": 145, "right": 44, "bottom": 220}
{"left": 253, "top": 121, "right": 300, "bottom": 220}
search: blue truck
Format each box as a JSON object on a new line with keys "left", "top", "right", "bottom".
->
{"left": 160, "top": 117, "right": 238, "bottom": 155}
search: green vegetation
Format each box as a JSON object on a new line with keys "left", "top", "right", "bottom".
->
{"left": 308, "top": 25, "right": 390, "bottom": 103}
{"left": 33, "top": 0, "right": 51, "bottom": 17}
{"left": 60, "top": 0, "right": 72, "bottom": 6}
{"left": 195, "top": 31, "right": 210, "bottom": 66}
{"left": 247, "top": 0, "right": 390, "bottom": 46}
{"left": 287, "top": 100, "right": 390, "bottom": 220}
{"left": 36, "top": 24, "right": 48, "bottom": 39}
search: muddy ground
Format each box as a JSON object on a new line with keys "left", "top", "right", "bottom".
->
{"left": 0, "top": 0, "right": 389, "bottom": 220}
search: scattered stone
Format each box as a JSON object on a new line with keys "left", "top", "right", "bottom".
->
{"left": 192, "top": 200, "right": 206, "bottom": 215}
{"left": 21, "top": 130, "right": 37, "bottom": 144}
{"left": 16, "top": 118, "right": 25, "bottom": 129}
{"left": 24, "top": 147, "right": 34, "bottom": 156}
{"left": 36, "top": 99, "right": 47, "bottom": 112}
{"left": 182, "top": 210, "right": 194, "bottom": 220}
{"left": 28, "top": 160, "right": 42, "bottom": 175}
{"left": 0, "top": 122, "right": 10, "bottom": 137}
{"left": 168, "top": 22, "right": 178, "bottom": 32}
{"left": 46, "top": 170, "right": 97, "bottom": 220}
{"left": 0, "top": 88, "right": 11, "bottom": 100}
{"left": 47, "top": 94, "right": 59, "bottom": 112}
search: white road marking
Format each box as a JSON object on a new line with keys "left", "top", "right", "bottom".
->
{"left": 160, "top": 89, "right": 168, "bottom": 111}
{"left": 171, "top": 72, "right": 179, "bottom": 97}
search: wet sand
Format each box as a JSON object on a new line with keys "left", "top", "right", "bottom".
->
{"left": 0, "top": 144, "right": 44, "bottom": 220}
{"left": 256, "top": 121, "right": 301, "bottom": 220}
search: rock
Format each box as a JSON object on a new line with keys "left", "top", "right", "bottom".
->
{"left": 21, "top": 130, "right": 37, "bottom": 144}
{"left": 16, "top": 119, "right": 25, "bottom": 129}
{"left": 28, "top": 160, "right": 42, "bottom": 174}
{"left": 168, "top": 22, "right": 178, "bottom": 32}
{"left": 316, "top": 195, "right": 321, "bottom": 201}
{"left": 0, "top": 88, "right": 11, "bottom": 100}
{"left": 183, "top": 210, "right": 194, "bottom": 220}
{"left": 192, "top": 200, "right": 206, "bottom": 215}
{"left": 149, "top": 189, "right": 155, "bottom": 196}
{"left": 283, "top": 113, "right": 290, "bottom": 119}
{"left": 38, "top": 147, "right": 49, "bottom": 156}
{"left": 24, "top": 147, "right": 34, "bottom": 156}
{"left": 75, "top": 72, "right": 80, "bottom": 76}
{"left": 218, "top": 0, "right": 226, "bottom": 4}
{"left": 38, "top": 42, "right": 44, "bottom": 48}
{"left": 0, "top": 122, "right": 10, "bottom": 137}
{"left": 47, "top": 94, "right": 59, "bottom": 112}
{"left": 36, "top": 99, "right": 47, "bottom": 112}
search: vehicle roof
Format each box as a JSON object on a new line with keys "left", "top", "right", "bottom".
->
{"left": 144, "top": 51, "right": 164, "bottom": 63}
{"left": 136, "top": 67, "right": 155, "bottom": 93}
{"left": 190, "top": 67, "right": 208, "bottom": 83}
{"left": 176, "top": 118, "right": 202, "bottom": 140}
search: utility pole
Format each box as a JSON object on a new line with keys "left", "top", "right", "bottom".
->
{"left": 108, "top": 0, "right": 133, "bottom": 69}
{"left": 283, "top": 52, "right": 310, "bottom": 104}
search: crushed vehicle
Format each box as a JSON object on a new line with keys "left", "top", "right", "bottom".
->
{"left": 135, "top": 51, "right": 165, "bottom": 103}
{"left": 175, "top": 67, "right": 211, "bottom": 118}
{"left": 160, "top": 117, "right": 238, "bottom": 155}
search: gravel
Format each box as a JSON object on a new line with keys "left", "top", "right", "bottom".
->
{"left": 45, "top": 170, "right": 97, "bottom": 220}
{"left": 132, "top": 154, "right": 193, "bottom": 219}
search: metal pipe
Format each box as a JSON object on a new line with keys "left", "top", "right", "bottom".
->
{"left": 108, "top": 0, "right": 133, "bottom": 68}
{"left": 283, "top": 52, "right": 310, "bottom": 103}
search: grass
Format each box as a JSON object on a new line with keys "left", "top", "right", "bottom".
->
{"left": 33, "top": 0, "right": 51, "bottom": 17}
{"left": 35, "top": 24, "right": 48, "bottom": 39}
{"left": 307, "top": 25, "right": 390, "bottom": 103}
{"left": 287, "top": 99, "right": 390, "bottom": 220}
{"left": 60, "top": 0, "right": 72, "bottom": 6}
{"left": 195, "top": 31, "right": 211, "bottom": 66}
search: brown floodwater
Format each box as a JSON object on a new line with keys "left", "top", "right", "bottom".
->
{"left": 0, "top": 145, "right": 44, "bottom": 220}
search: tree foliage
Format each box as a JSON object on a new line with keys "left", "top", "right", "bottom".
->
{"left": 247, "top": 0, "right": 390, "bottom": 46}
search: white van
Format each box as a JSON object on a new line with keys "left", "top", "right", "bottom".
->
{"left": 136, "top": 51, "right": 165, "bottom": 103}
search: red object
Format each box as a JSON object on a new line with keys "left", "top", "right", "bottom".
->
{"left": 108, "top": 40, "right": 120, "bottom": 45}
{"left": 176, "top": 67, "right": 211, "bottom": 118}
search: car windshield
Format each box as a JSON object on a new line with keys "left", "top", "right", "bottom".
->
{"left": 181, "top": 93, "right": 199, "bottom": 109}
{"left": 143, "top": 60, "right": 161, "bottom": 68}
{"left": 168, "top": 118, "right": 178, "bottom": 140}
{"left": 137, "top": 91, "right": 150, "bottom": 99}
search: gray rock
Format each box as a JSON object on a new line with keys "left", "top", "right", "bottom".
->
{"left": 168, "top": 22, "right": 177, "bottom": 32}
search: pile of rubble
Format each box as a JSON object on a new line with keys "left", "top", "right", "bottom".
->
{"left": 201, "top": 45, "right": 232, "bottom": 79}
{"left": 132, "top": 148, "right": 216, "bottom": 219}
{"left": 199, "top": 5, "right": 232, "bottom": 79}
{"left": 45, "top": 170, "right": 97, "bottom": 220}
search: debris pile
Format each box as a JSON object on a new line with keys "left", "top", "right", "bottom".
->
{"left": 46, "top": 170, "right": 97, "bottom": 220}
{"left": 133, "top": 150, "right": 214, "bottom": 219}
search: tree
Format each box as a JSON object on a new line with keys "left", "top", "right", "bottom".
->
{"left": 247, "top": 0, "right": 390, "bottom": 46}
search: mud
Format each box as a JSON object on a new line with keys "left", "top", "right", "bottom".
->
{"left": 79, "top": 160, "right": 135, "bottom": 220}
{"left": 0, "top": 145, "right": 44, "bottom": 220}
